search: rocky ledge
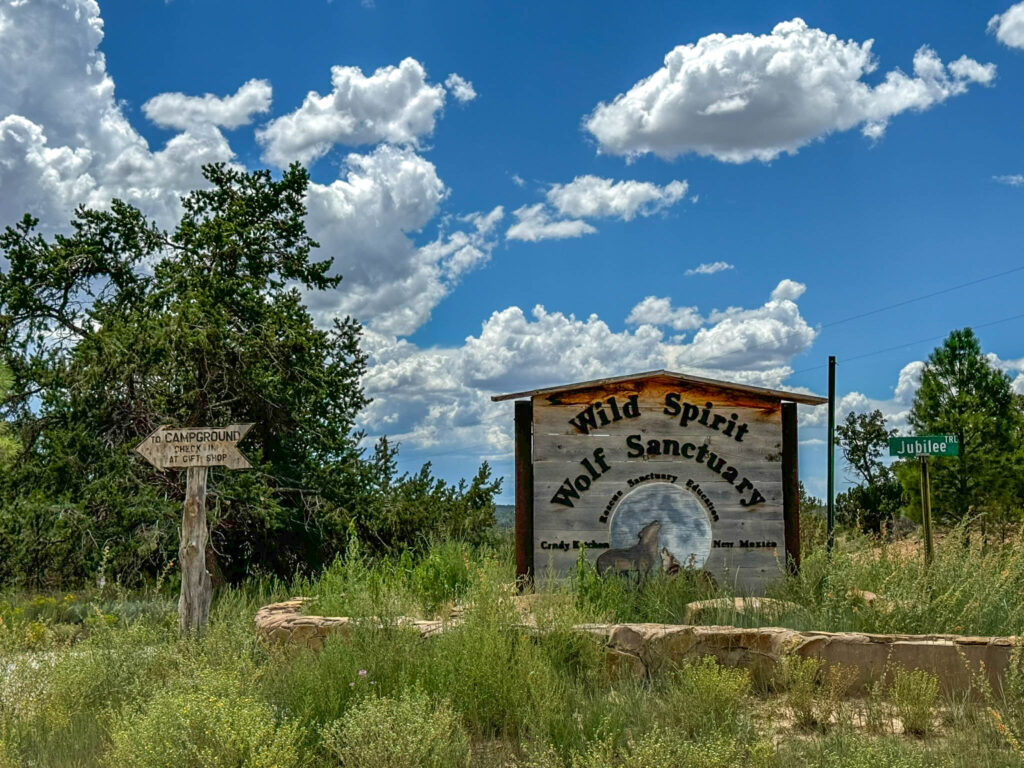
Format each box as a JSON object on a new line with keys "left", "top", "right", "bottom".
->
{"left": 255, "top": 598, "right": 1015, "bottom": 694}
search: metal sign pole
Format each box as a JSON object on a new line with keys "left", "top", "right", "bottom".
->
{"left": 827, "top": 356, "right": 836, "bottom": 554}
{"left": 919, "top": 455, "right": 933, "bottom": 566}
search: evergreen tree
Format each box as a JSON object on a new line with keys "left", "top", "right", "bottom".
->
{"left": 0, "top": 364, "right": 18, "bottom": 467}
{"left": 0, "top": 164, "right": 498, "bottom": 586}
{"left": 908, "top": 328, "right": 1021, "bottom": 525}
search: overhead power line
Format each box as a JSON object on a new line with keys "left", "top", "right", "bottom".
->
{"left": 793, "top": 310, "right": 1024, "bottom": 375}
{"left": 821, "top": 264, "right": 1024, "bottom": 329}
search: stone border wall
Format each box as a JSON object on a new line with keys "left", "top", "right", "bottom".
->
{"left": 255, "top": 598, "right": 1016, "bottom": 694}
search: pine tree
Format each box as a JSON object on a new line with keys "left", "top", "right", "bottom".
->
{"left": 909, "top": 328, "right": 1021, "bottom": 525}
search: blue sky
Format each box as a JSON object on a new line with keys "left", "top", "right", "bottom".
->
{"left": 2, "top": 0, "right": 1024, "bottom": 501}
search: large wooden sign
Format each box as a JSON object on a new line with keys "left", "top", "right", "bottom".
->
{"left": 495, "top": 371, "right": 825, "bottom": 594}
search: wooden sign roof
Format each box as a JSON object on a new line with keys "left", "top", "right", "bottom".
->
{"left": 491, "top": 369, "right": 827, "bottom": 406}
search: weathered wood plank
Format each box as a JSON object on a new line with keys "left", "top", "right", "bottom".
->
{"left": 534, "top": 462, "right": 784, "bottom": 508}
{"left": 531, "top": 500, "right": 784, "bottom": 531}
{"left": 532, "top": 542, "right": 783, "bottom": 577}
{"left": 534, "top": 402, "right": 780, "bottom": 439}
{"left": 535, "top": 375, "right": 791, "bottom": 410}
{"left": 514, "top": 400, "right": 534, "bottom": 584}
{"left": 534, "top": 516, "right": 786, "bottom": 539}
{"left": 532, "top": 429, "right": 783, "bottom": 463}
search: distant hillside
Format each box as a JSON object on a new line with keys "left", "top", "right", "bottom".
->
{"left": 495, "top": 504, "right": 514, "bottom": 528}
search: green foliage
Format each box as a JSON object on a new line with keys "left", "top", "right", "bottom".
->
{"left": 571, "top": 547, "right": 720, "bottom": 624}
{"left": 320, "top": 689, "right": 470, "bottom": 768}
{"left": 0, "top": 364, "right": 17, "bottom": 468}
{"left": 409, "top": 539, "right": 473, "bottom": 613}
{"left": 775, "top": 656, "right": 855, "bottom": 730}
{"left": 909, "top": 328, "right": 1024, "bottom": 525}
{"left": 343, "top": 437, "right": 501, "bottom": 556}
{"left": 836, "top": 409, "right": 897, "bottom": 488}
{"left": 834, "top": 410, "right": 905, "bottom": 533}
{"left": 105, "top": 676, "right": 305, "bottom": 768}
{"left": 6, "top": 536, "right": 1024, "bottom": 767}
{"left": 836, "top": 481, "right": 906, "bottom": 535}
{"left": 659, "top": 657, "right": 752, "bottom": 737}
{"left": 889, "top": 668, "right": 939, "bottom": 736}
{"left": 0, "top": 166, "right": 499, "bottom": 586}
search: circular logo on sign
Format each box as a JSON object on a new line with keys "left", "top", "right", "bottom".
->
{"left": 608, "top": 482, "right": 713, "bottom": 573}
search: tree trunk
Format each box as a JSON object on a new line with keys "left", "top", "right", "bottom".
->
{"left": 179, "top": 466, "right": 212, "bottom": 636}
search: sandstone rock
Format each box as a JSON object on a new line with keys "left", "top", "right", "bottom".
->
{"left": 254, "top": 598, "right": 1017, "bottom": 694}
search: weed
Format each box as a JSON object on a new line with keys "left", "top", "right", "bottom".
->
{"left": 776, "top": 656, "right": 855, "bottom": 729}
{"left": 889, "top": 668, "right": 939, "bottom": 736}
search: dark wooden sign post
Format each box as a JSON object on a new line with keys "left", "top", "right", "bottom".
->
{"left": 494, "top": 371, "right": 826, "bottom": 594}
{"left": 135, "top": 424, "right": 253, "bottom": 635}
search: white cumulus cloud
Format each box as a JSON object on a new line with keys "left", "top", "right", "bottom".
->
{"left": 505, "top": 203, "right": 596, "bottom": 242}
{"left": 257, "top": 57, "right": 447, "bottom": 167}
{"left": 507, "top": 175, "right": 690, "bottom": 242}
{"left": 546, "top": 175, "right": 688, "bottom": 221}
{"left": 989, "top": 3, "right": 1024, "bottom": 49}
{"left": 626, "top": 296, "right": 703, "bottom": 331}
{"left": 360, "top": 279, "right": 818, "bottom": 458}
{"left": 584, "top": 18, "right": 995, "bottom": 163}
{"left": 445, "top": 73, "right": 477, "bottom": 103}
{"left": 303, "top": 144, "right": 501, "bottom": 336}
{"left": 143, "top": 79, "right": 272, "bottom": 131}
{"left": 0, "top": 0, "right": 237, "bottom": 230}
{"left": 770, "top": 279, "right": 807, "bottom": 301}
{"left": 686, "top": 261, "right": 734, "bottom": 276}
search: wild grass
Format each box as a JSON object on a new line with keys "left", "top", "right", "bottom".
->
{"left": 2, "top": 527, "right": 1024, "bottom": 766}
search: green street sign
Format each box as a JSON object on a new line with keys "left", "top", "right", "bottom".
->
{"left": 888, "top": 435, "right": 959, "bottom": 457}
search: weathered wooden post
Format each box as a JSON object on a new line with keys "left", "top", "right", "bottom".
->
{"left": 135, "top": 424, "right": 253, "bottom": 635}
{"left": 180, "top": 465, "right": 211, "bottom": 632}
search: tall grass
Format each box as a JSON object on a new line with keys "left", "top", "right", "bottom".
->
{"left": 2, "top": 529, "right": 1024, "bottom": 766}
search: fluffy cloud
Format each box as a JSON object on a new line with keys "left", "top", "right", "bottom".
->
{"left": 0, "top": 2, "right": 497, "bottom": 339}
{"left": 142, "top": 79, "right": 272, "bottom": 131}
{"left": 256, "top": 58, "right": 447, "bottom": 167}
{"left": 584, "top": 18, "right": 995, "bottom": 162}
{"left": 505, "top": 203, "right": 596, "bottom": 242}
{"left": 547, "top": 175, "right": 688, "bottom": 221}
{"left": 626, "top": 296, "right": 702, "bottom": 331}
{"left": 0, "top": 0, "right": 234, "bottom": 229}
{"left": 770, "top": 279, "right": 807, "bottom": 301}
{"left": 303, "top": 145, "right": 501, "bottom": 336}
{"left": 445, "top": 73, "right": 477, "bottom": 103}
{"left": 686, "top": 261, "right": 734, "bottom": 276}
{"left": 989, "top": 3, "right": 1024, "bottom": 48}
{"left": 675, "top": 281, "right": 815, "bottom": 371}
{"left": 360, "top": 279, "right": 818, "bottom": 457}
{"left": 507, "top": 175, "right": 689, "bottom": 242}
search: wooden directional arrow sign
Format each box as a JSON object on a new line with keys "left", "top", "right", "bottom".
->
{"left": 135, "top": 424, "right": 254, "bottom": 470}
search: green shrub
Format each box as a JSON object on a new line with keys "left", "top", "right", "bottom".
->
{"left": 660, "top": 656, "right": 751, "bottom": 736}
{"left": 410, "top": 540, "right": 472, "bottom": 613}
{"left": 319, "top": 689, "right": 469, "bottom": 768}
{"left": 775, "top": 656, "right": 854, "bottom": 730}
{"left": 105, "top": 674, "right": 304, "bottom": 768}
{"left": 889, "top": 668, "right": 939, "bottom": 736}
